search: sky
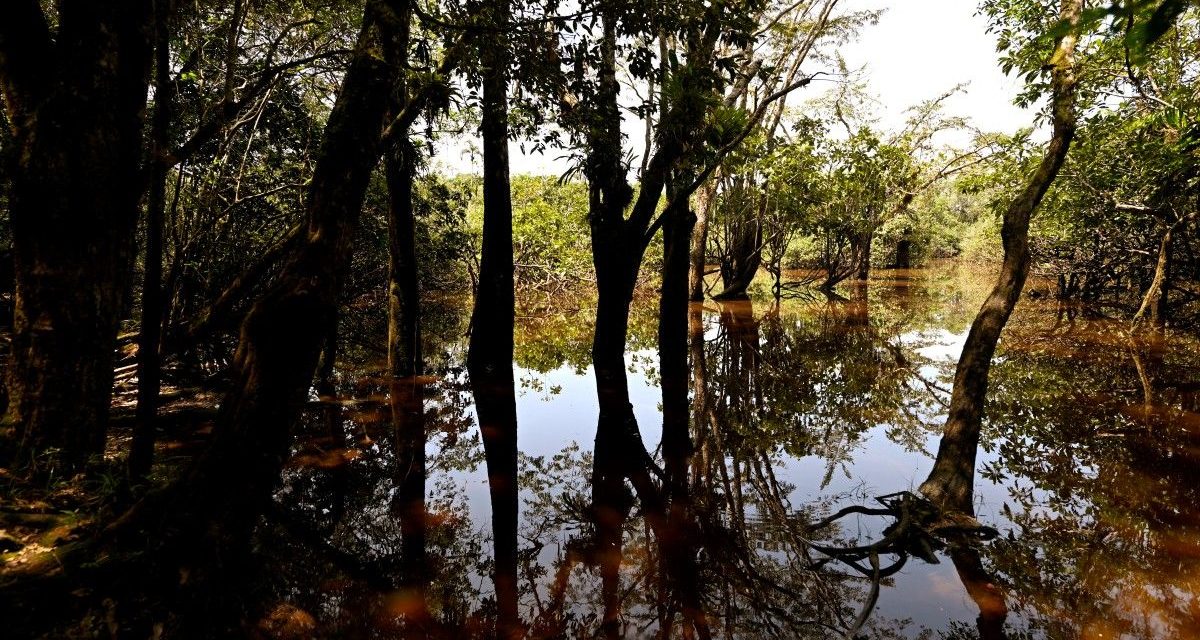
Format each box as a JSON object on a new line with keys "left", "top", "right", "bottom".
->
{"left": 835, "top": 0, "right": 1035, "bottom": 133}
{"left": 432, "top": 0, "right": 1040, "bottom": 176}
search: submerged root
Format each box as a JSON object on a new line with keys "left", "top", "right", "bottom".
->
{"left": 807, "top": 491, "right": 997, "bottom": 575}
{"left": 806, "top": 492, "right": 1001, "bottom": 638}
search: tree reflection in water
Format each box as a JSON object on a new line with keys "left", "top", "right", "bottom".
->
{"left": 261, "top": 265, "right": 1200, "bottom": 639}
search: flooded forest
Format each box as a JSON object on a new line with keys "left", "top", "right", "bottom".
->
{"left": 2, "top": 0, "right": 1200, "bottom": 638}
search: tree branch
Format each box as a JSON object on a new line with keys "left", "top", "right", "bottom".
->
{"left": 165, "top": 50, "right": 350, "bottom": 168}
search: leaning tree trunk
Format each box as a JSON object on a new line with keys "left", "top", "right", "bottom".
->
{"left": 920, "top": 0, "right": 1081, "bottom": 515}
{"left": 179, "top": 27, "right": 394, "bottom": 534}
{"left": 1132, "top": 215, "right": 1193, "bottom": 330}
{"left": 0, "top": 2, "right": 153, "bottom": 474}
{"left": 78, "top": 14, "right": 400, "bottom": 636}
{"left": 467, "top": 0, "right": 520, "bottom": 634}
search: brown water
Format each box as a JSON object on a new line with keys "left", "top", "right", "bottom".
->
{"left": 264, "top": 263, "right": 1200, "bottom": 639}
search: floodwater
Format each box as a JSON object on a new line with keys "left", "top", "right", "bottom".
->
{"left": 265, "top": 263, "right": 1200, "bottom": 639}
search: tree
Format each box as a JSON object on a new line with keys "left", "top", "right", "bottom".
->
{"left": 0, "top": 2, "right": 154, "bottom": 474}
{"left": 464, "top": 0, "right": 521, "bottom": 635}
{"left": 103, "top": 1, "right": 467, "bottom": 609}
{"left": 920, "top": 0, "right": 1083, "bottom": 515}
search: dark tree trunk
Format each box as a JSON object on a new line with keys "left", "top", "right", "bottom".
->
{"left": 386, "top": 145, "right": 421, "bottom": 378}
{"left": 920, "top": 0, "right": 1080, "bottom": 514}
{"left": 580, "top": 13, "right": 721, "bottom": 634}
{"left": 659, "top": 191, "right": 710, "bottom": 638}
{"left": 382, "top": 0, "right": 419, "bottom": 380}
{"left": 315, "top": 309, "right": 338, "bottom": 397}
{"left": 0, "top": 2, "right": 154, "bottom": 474}
{"left": 714, "top": 215, "right": 761, "bottom": 300}
{"left": 585, "top": 11, "right": 646, "bottom": 468}
{"left": 467, "top": 1, "right": 520, "bottom": 634}
{"left": 130, "top": 0, "right": 174, "bottom": 482}
{"left": 181, "top": 23, "right": 394, "bottom": 527}
{"left": 855, "top": 230, "right": 873, "bottom": 280}
{"left": 660, "top": 193, "right": 696, "bottom": 502}
{"left": 383, "top": 115, "right": 430, "bottom": 636}
{"left": 381, "top": 7, "right": 430, "bottom": 612}
{"left": 893, "top": 233, "right": 912, "bottom": 270}
{"left": 77, "top": 14, "right": 402, "bottom": 636}
{"left": 584, "top": 22, "right": 642, "bottom": 640}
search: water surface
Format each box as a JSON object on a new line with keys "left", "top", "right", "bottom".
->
{"left": 267, "top": 263, "right": 1200, "bottom": 639}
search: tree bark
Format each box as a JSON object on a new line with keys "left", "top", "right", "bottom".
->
{"left": 855, "top": 230, "right": 873, "bottom": 280}
{"left": 0, "top": 2, "right": 154, "bottom": 474}
{"left": 660, "top": 192, "right": 696, "bottom": 501}
{"left": 377, "top": 4, "right": 430, "bottom": 626}
{"left": 1133, "top": 217, "right": 1190, "bottom": 330}
{"left": 714, "top": 212, "right": 761, "bottom": 300}
{"left": 920, "top": 0, "right": 1081, "bottom": 515}
{"left": 386, "top": 145, "right": 421, "bottom": 377}
{"left": 130, "top": 0, "right": 175, "bottom": 482}
{"left": 658, "top": 189, "right": 710, "bottom": 638}
{"left": 182, "top": 17, "right": 394, "bottom": 524}
{"left": 688, "top": 182, "right": 715, "bottom": 301}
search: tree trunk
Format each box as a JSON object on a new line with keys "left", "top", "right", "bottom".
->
{"left": 467, "top": 0, "right": 520, "bottom": 634}
{"left": 192, "top": 33, "right": 391, "bottom": 503}
{"left": 377, "top": 6, "right": 430, "bottom": 627}
{"left": 920, "top": 0, "right": 1080, "bottom": 515}
{"left": 660, "top": 194, "right": 696, "bottom": 501}
{"left": 855, "top": 230, "right": 873, "bottom": 280}
{"left": 130, "top": 0, "right": 175, "bottom": 483}
{"left": 1133, "top": 222, "right": 1178, "bottom": 330}
{"left": 78, "top": 16, "right": 399, "bottom": 635}
{"left": 0, "top": 3, "right": 154, "bottom": 474}
{"left": 714, "top": 214, "right": 761, "bottom": 300}
{"left": 688, "top": 182, "right": 715, "bottom": 301}
{"left": 386, "top": 145, "right": 421, "bottom": 377}
{"left": 658, "top": 191, "right": 710, "bottom": 638}
{"left": 389, "top": 374, "right": 430, "bottom": 628}
{"left": 314, "top": 309, "right": 338, "bottom": 397}
{"left": 893, "top": 233, "right": 912, "bottom": 270}
{"left": 585, "top": 23, "right": 641, "bottom": 638}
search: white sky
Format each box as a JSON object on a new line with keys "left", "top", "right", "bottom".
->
{"left": 835, "top": 0, "right": 1035, "bottom": 132}
{"left": 432, "top": 0, "right": 1039, "bottom": 176}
